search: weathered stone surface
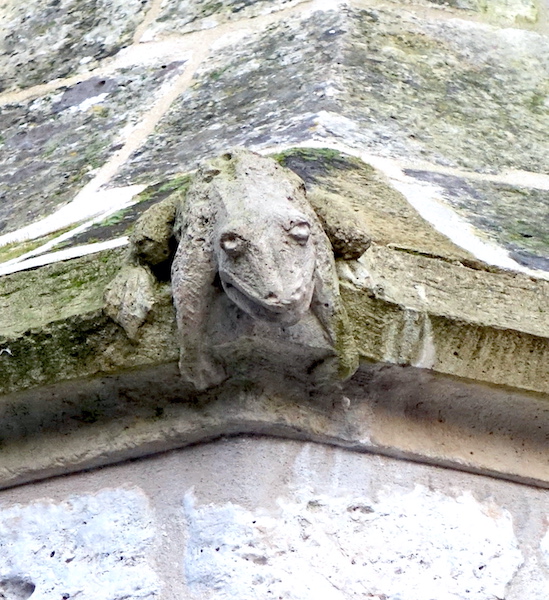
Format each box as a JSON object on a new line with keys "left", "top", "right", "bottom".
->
{"left": 1, "top": 157, "right": 548, "bottom": 503}
{"left": 104, "top": 264, "right": 157, "bottom": 340}
{"left": 404, "top": 169, "right": 549, "bottom": 270}
{"left": 276, "top": 148, "right": 480, "bottom": 266}
{"left": 143, "top": 0, "right": 304, "bottom": 38}
{"left": 0, "top": 63, "right": 186, "bottom": 237}
{"left": 0, "top": 0, "right": 151, "bottom": 92}
{"left": 0, "top": 356, "right": 547, "bottom": 490}
{"left": 114, "top": 7, "right": 549, "bottom": 186}
{"left": 0, "top": 489, "right": 159, "bottom": 599}
{"left": 122, "top": 149, "right": 358, "bottom": 390}
{"left": 0, "top": 249, "right": 123, "bottom": 338}
{"left": 342, "top": 9, "right": 549, "bottom": 173}
{"left": 0, "top": 0, "right": 547, "bottom": 595}
{"left": 357, "top": 245, "right": 549, "bottom": 339}
{"left": 1, "top": 150, "right": 547, "bottom": 397}
{"left": 114, "top": 10, "right": 344, "bottom": 184}
{"left": 421, "top": 0, "right": 539, "bottom": 24}
{"left": 0, "top": 248, "right": 178, "bottom": 395}
{"left": 183, "top": 485, "right": 521, "bottom": 599}
{"left": 129, "top": 194, "right": 180, "bottom": 265}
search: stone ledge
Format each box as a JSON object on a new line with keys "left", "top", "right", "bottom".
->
{"left": 1, "top": 238, "right": 547, "bottom": 397}
{"left": 0, "top": 362, "right": 547, "bottom": 491}
{"left": 0, "top": 241, "right": 547, "bottom": 489}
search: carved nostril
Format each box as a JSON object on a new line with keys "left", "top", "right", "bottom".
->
{"left": 265, "top": 292, "right": 278, "bottom": 301}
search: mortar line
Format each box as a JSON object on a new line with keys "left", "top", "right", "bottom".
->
{"left": 133, "top": 0, "right": 166, "bottom": 43}
{"left": 1, "top": 4, "right": 547, "bottom": 191}
{"left": 13, "top": 0, "right": 322, "bottom": 193}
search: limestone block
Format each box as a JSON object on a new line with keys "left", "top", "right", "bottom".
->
{"left": 182, "top": 486, "right": 522, "bottom": 599}
{"left": 1, "top": 438, "right": 548, "bottom": 599}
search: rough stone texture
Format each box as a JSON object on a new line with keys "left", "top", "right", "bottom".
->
{"left": 0, "top": 63, "right": 186, "bottom": 236}
{"left": 104, "top": 264, "right": 157, "bottom": 339}
{"left": 115, "top": 149, "right": 359, "bottom": 390}
{"left": 0, "top": 0, "right": 151, "bottom": 92}
{"left": 183, "top": 487, "right": 521, "bottom": 599}
{"left": 1, "top": 4, "right": 548, "bottom": 272}
{"left": 404, "top": 169, "right": 549, "bottom": 270}
{"left": 143, "top": 0, "right": 305, "bottom": 38}
{"left": 0, "top": 248, "right": 179, "bottom": 395}
{"left": 0, "top": 360, "right": 547, "bottom": 492}
{"left": 113, "top": 9, "right": 346, "bottom": 183}
{"left": 0, "top": 151, "right": 547, "bottom": 398}
{"left": 0, "top": 0, "right": 548, "bottom": 592}
{"left": 0, "top": 437, "right": 547, "bottom": 599}
{"left": 0, "top": 488, "right": 159, "bottom": 599}
{"left": 115, "top": 8, "right": 549, "bottom": 179}
{"left": 342, "top": 10, "right": 549, "bottom": 173}
{"left": 276, "top": 149, "right": 481, "bottom": 266}
{"left": 429, "top": 0, "right": 539, "bottom": 22}
{"left": 0, "top": 249, "right": 124, "bottom": 338}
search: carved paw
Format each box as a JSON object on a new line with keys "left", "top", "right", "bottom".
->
{"left": 179, "top": 353, "right": 227, "bottom": 391}
{"left": 104, "top": 265, "right": 156, "bottom": 339}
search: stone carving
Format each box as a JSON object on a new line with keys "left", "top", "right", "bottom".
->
{"left": 105, "top": 149, "right": 361, "bottom": 391}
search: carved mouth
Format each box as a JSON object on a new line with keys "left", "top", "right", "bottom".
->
{"left": 221, "top": 279, "right": 310, "bottom": 325}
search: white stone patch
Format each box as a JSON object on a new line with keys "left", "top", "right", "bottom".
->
{"left": 0, "top": 185, "right": 144, "bottom": 250}
{"left": 0, "top": 489, "right": 159, "bottom": 600}
{"left": 412, "top": 314, "right": 436, "bottom": 369}
{"left": 70, "top": 92, "right": 109, "bottom": 113}
{"left": 0, "top": 238, "right": 128, "bottom": 277}
{"left": 336, "top": 259, "right": 372, "bottom": 289}
{"left": 380, "top": 173, "right": 524, "bottom": 271}
{"left": 113, "top": 40, "right": 192, "bottom": 69}
{"left": 182, "top": 485, "right": 522, "bottom": 600}
{"left": 540, "top": 525, "right": 549, "bottom": 567}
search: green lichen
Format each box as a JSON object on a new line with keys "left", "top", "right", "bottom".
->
{"left": 0, "top": 225, "right": 77, "bottom": 264}
{"left": 134, "top": 174, "right": 192, "bottom": 206}
{"left": 209, "top": 66, "right": 230, "bottom": 81}
{"left": 93, "top": 210, "right": 130, "bottom": 229}
{"left": 271, "top": 147, "right": 363, "bottom": 186}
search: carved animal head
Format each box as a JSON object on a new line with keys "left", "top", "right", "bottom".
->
{"left": 209, "top": 149, "right": 319, "bottom": 325}
{"left": 216, "top": 209, "right": 317, "bottom": 325}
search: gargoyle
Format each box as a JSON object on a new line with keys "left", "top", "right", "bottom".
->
{"left": 105, "top": 149, "right": 366, "bottom": 391}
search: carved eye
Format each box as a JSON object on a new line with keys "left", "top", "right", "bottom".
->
{"left": 220, "top": 232, "right": 246, "bottom": 257}
{"left": 288, "top": 222, "right": 310, "bottom": 245}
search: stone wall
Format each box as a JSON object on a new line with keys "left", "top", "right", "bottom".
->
{"left": 1, "top": 0, "right": 549, "bottom": 598}
{"left": 1, "top": 438, "right": 549, "bottom": 599}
